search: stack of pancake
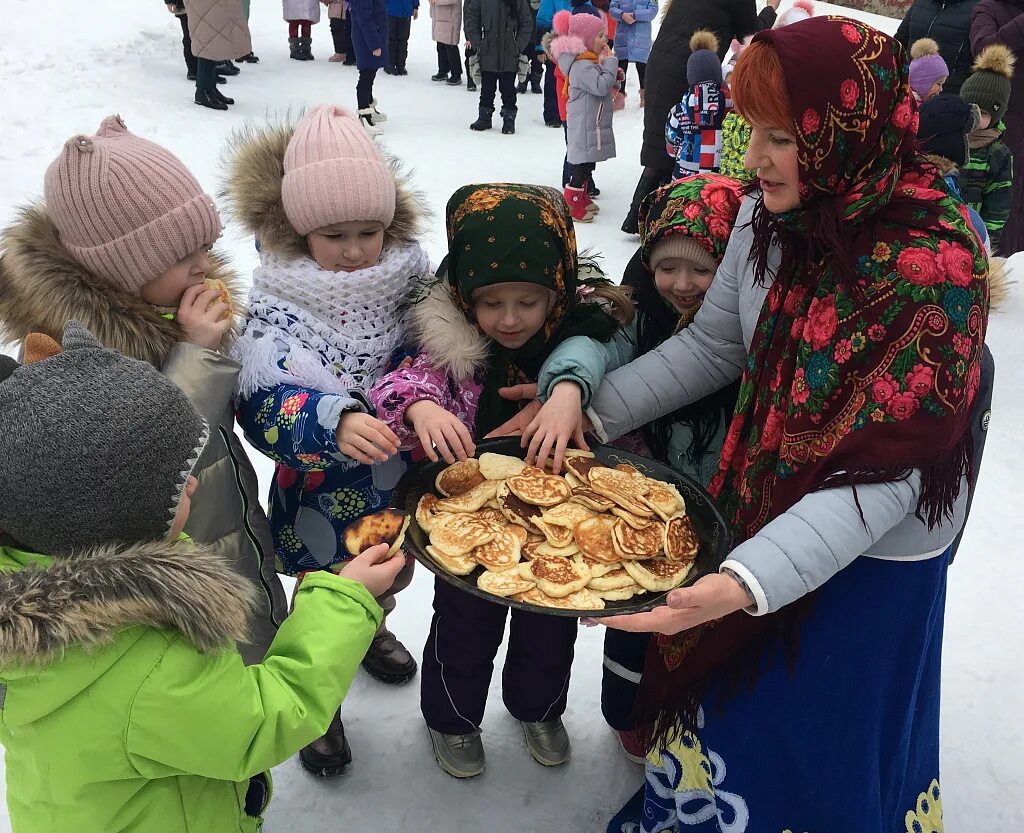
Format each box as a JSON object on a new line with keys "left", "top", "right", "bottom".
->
{"left": 413, "top": 451, "right": 700, "bottom": 613}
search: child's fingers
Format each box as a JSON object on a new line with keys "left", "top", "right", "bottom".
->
{"left": 360, "top": 424, "right": 399, "bottom": 456}
{"left": 551, "top": 432, "right": 571, "bottom": 475}
{"left": 524, "top": 423, "right": 547, "bottom": 466}
{"left": 341, "top": 436, "right": 385, "bottom": 464}
{"left": 534, "top": 431, "right": 557, "bottom": 474}
{"left": 572, "top": 423, "right": 590, "bottom": 452}
{"left": 431, "top": 430, "right": 457, "bottom": 464}
{"left": 440, "top": 421, "right": 471, "bottom": 461}
{"left": 355, "top": 542, "right": 391, "bottom": 563}
{"left": 178, "top": 282, "right": 206, "bottom": 309}
{"left": 415, "top": 425, "right": 440, "bottom": 462}
{"left": 452, "top": 419, "right": 476, "bottom": 458}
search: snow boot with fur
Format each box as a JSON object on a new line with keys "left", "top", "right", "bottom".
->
{"left": 298, "top": 36, "right": 314, "bottom": 60}
{"left": 563, "top": 185, "right": 596, "bottom": 222}
{"left": 358, "top": 108, "right": 383, "bottom": 135}
{"left": 289, "top": 36, "right": 303, "bottom": 60}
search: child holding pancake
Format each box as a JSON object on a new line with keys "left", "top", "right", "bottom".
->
{"left": 368, "top": 183, "right": 631, "bottom": 778}
{"left": 225, "top": 104, "right": 429, "bottom": 778}
{"left": 521, "top": 174, "right": 744, "bottom": 762}
{"left": 0, "top": 115, "right": 288, "bottom": 668}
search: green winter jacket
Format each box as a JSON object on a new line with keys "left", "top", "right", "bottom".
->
{"left": 961, "top": 125, "right": 1014, "bottom": 254}
{"left": 538, "top": 322, "right": 727, "bottom": 486}
{"left": 0, "top": 538, "right": 381, "bottom": 833}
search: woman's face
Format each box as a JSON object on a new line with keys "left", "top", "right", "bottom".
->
{"left": 653, "top": 258, "right": 715, "bottom": 314}
{"left": 744, "top": 124, "right": 801, "bottom": 213}
{"left": 307, "top": 221, "right": 386, "bottom": 272}
{"left": 472, "top": 283, "right": 557, "bottom": 350}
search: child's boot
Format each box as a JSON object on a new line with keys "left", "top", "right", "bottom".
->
{"left": 289, "top": 36, "right": 303, "bottom": 60}
{"left": 329, "top": 52, "right": 347, "bottom": 62}
{"left": 500, "top": 106, "right": 517, "bottom": 135}
{"left": 370, "top": 99, "right": 388, "bottom": 123}
{"left": 521, "top": 719, "right": 571, "bottom": 767}
{"left": 299, "top": 36, "right": 315, "bottom": 60}
{"left": 361, "top": 625, "right": 417, "bottom": 684}
{"left": 427, "top": 727, "right": 485, "bottom": 778}
{"left": 358, "top": 108, "right": 384, "bottom": 135}
{"left": 470, "top": 106, "right": 494, "bottom": 131}
{"left": 563, "top": 185, "right": 596, "bottom": 222}
{"left": 299, "top": 709, "right": 352, "bottom": 778}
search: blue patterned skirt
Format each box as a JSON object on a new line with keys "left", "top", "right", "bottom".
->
{"left": 608, "top": 551, "right": 950, "bottom": 833}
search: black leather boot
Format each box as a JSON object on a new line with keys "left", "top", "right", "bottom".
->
{"left": 237, "top": 52, "right": 260, "bottom": 63}
{"left": 299, "top": 709, "right": 352, "bottom": 778}
{"left": 621, "top": 171, "right": 665, "bottom": 234}
{"left": 470, "top": 106, "right": 494, "bottom": 130}
{"left": 361, "top": 626, "right": 418, "bottom": 684}
{"left": 211, "top": 85, "right": 234, "bottom": 106}
{"left": 194, "top": 88, "right": 228, "bottom": 110}
{"left": 500, "top": 107, "right": 517, "bottom": 135}
{"left": 216, "top": 59, "right": 240, "bottom": 75}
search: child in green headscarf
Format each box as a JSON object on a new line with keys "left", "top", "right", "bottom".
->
{"left": 369, "top": 182, "right": 630, "bottom": 779}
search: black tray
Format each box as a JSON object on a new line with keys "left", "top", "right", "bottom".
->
{"left": 392, "top": 437, "right": 731, "bottom": 617}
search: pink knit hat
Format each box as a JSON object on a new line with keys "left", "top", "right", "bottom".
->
{"left": 281, "top": 105, "right": 397, "bottom": 236}
{"left": 554, "top": 10, "right": 606, "bottom": 52}
{"left": 43, "top": 115, "right": 221, "bottom": 295}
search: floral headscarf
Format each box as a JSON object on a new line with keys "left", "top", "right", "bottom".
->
{"left": 640, "top": 18, "right": 989, "bottom": 745}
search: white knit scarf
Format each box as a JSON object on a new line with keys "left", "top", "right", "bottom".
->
{"left": 232, "top": 243, "right": 432, "bottom": 399}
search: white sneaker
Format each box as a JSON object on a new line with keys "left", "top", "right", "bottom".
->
{"left": 358, "top": 109, "right": 383, "bottom": 136}
{"left": 370, "top": 99, "right": 388, "bottom": 122}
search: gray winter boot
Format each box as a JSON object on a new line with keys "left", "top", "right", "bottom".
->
{"left": 469, "top": 106, "right": 494, "bottom": 131}
{"left": 427, "top": 727, "right": 485, "bottom": 778}
{"left": 521, "top": 719, "right": 571, "bottom": 767}
{"left": 298, "top": 36, "right": 314, "bottom": 60}
{"left": 500, "top": 106, "right": 517, "bottom": 135}
{"left": 288, "top": 36, "right": 303, "bottom": 60}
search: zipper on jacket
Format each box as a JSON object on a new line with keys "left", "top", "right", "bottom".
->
{"left": 925, "top": 3, "right": 945, "bottom": 38}
{"left": 219, "top": 425, "right": 285, "bottom": 627}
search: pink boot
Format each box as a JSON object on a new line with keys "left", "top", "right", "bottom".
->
{"left": 563, "top": 185, "right": 596, "bottom": 222}
{"left": 612, "top": 89, "right": 626, "bottom": 111}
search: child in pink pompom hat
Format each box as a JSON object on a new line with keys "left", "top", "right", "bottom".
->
{"left": 224, "top": 104, "right": 431, "bottom": 778}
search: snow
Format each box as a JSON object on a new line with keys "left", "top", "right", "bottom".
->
{"left": 1, "top": 0, "right": 1022, "bottom": 830}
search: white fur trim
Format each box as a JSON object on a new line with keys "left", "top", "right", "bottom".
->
{"left": 410, "top": 280, "right": 489, "bottom": 383}
{"left": 550, "top": 34, "right": 586, "bottom": 61}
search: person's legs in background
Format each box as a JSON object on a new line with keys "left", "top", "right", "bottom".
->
{"left": 329, "top": 16, "right": 348, "bottom": 61}
{"left": 543, "top": 60, "right": 561, "bottom": 127}
{"left": 445, "top": 43, "right": 462, "bottom": 84}
{"left": 465, "top": 45, "right": 477, "bottom": 91}
{"left": 433, "top": 41, "right": 451, "bottom": 80}
{"left": 471, "top": 70, "right": 498, "bottom": 129}
{"left": 498, "top": 70, "right": 518, "bottom": 133}
{"left": 179, "top": 14, "right": 198, "bottom": 79}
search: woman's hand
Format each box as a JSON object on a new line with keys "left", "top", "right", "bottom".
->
{"left": 373, "top": 48, "right": 382, "bottom": 56}
{"left": 622, "top": 11, "right": 635, "bottom": 23}
{"left": 177, "top": 283, "right": 231, "bottom": 350}
{"left": 336, "top": 412, "right": 400, "bottom": 465}
{"left": 599, "top": 573, "right": 753, "bottom": 635}
{"left": 406, "top": 400, "right": 476, "bottom": 463}
{"left": 483, "top": 383, "right": 542, "bottom": 437}
{"left": 522, "top": 381, "right": 589, "bottom": 473}
{"left": 337, "top": 543, "right": 407, "bottom": 596}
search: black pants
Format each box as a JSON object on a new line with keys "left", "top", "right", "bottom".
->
{"left": 179, "top": 14, "right": 197, "bottom": 76}
{"left": 618, "top": 59, "right": 646, "bottom": 91}
{"left": 480, "top": 70, "right": 517, "bottom": 113}
{"left": 330, "top": 16, "right": 352, "bottom": 55}
{"left": 421, "top": 579, "right": 578, "bottom": 734}
{"left": 387, "top": 15, "right": 411, "bottom": 70}
{"left": 436, "top": 42, "right": 462, "bottom": 79}
{"left": 356, "top": 67, "right": 378, "bottom": 108}
{"left": 569, "top": 161, "right": 595, "bottom": 188}
{"left": 543, "top": 60, "right": 560, "bottom": 123}
{"left": 601, "top": 629, "right": 651, "bottom": 731}
{"left": 195, "top": 56, "right": 218, "bottom": 92}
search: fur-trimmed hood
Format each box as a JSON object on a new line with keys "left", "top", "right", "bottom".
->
{"left": 550, "top": 33, "right": 588, "bottom": 63}
{"left": 220, "top": 117, "right": 427, "bottom": 260}
{"left": 0, "top": 539, "right": 257, "bottom": 667}
{"left": 409, "top": 278, "right": 489, "bottom": 382}
{"left": 0, "top": 203, "right": 243, "bottom": 368}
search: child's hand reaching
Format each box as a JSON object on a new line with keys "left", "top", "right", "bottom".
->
{"left": 406, "top": 400, "right": 476, "bottom": 464}
{"left": 177, "top": 283, "right": 231, "bottom": 349}
{"left": 336, "top": 543, "right": 406, "bottom": 597}
{"left": 523, "top": 381, "right": 589, "bottom": 474}
{"left": 336, "top": 412, "right": 400, "bottom": 465}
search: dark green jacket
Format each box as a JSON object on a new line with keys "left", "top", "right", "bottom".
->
{"left": 961, "top": 126, "right": 1014, "bottom": 254}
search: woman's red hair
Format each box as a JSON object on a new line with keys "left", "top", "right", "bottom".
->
{"left": 730, "top": 40, "right": 794, "bottom": 131}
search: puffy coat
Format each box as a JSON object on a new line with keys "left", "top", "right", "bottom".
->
{"left": 465, "top": 0, "right": 535, "bottom": 73}
{"left": 186, "top": 0, "right": 252, "bottom": 60}
{"left": 0, "top": 207, "right": 288, "bottom": 665}
{"left": 282, "top": 0, "right": 322, "bottom": 21}
{"left": 554, "top": 37, "right": 619, "bottom": 163}
{"left": 0, "top": 537, "right": 380, "bottom": 833}
{"left": 386, "top": 0, "right": 419, "bottom": 17}
{"left": 609, "top": 0, "right": 657, "bottom": 63}
{"left": 971, "top": 0, "right": 1024, "bottom": 254}
{"left": 894, "top": 0, "right": 980, "bottom": 95}
{"left": 641, "top": 0, "right": 774, "bottom": 169}
{"left": 351, "top": 0, "right": 389, "bottom": 68}
{"left": 431, "top": 0, "right": 462, "bottom": 45}
{"left": 537, "top": 0, "right": 571, "bottom": 31}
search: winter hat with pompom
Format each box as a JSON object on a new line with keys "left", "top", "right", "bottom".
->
{"left": 43, "top": 115, "right": 221, "bottom": 296}
{"left": 281, "top": 104, "right": 397, "bottom": 236}
{"left": 775, "top": 0, "right": 814, "bottom": 28}
{"left": 553, "top": 8, "right": 605, "bottom": 50}
{"left": 961, "top": 44, "right": 1016, "bottom": 119}
{"left": 687, "top": 31, "right": 722, "bottom": 86}
{"left": 909, "top": 38, "right": 949, "bottom": 99}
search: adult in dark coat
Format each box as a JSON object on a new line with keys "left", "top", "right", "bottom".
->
{"left": 466, "top": 0, "right": 535, "bottom": 133}
{"left": 894, "top": 0, "right": 981, "bottom": 95}
{"left": 619, "top": 0, "right": 778, "bottom": 234}
{"left": 972, "top": 0, "right": 1024, "bottom": 254}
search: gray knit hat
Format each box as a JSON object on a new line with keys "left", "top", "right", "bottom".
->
{"left": 0, "top": 322, "right": 208, "bottom": 557}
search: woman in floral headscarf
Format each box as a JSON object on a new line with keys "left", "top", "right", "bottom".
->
{"left": 579, "top": 16, "right": 989, "bottom": 833}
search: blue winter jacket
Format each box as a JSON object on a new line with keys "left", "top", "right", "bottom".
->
{"left": 537, "top": 0, "right": 571, "bottom": 31}
{"left": 350, "top": 0, "right": 389, "bottom": 69}
{"left": 609, "top": 0, "right": 657, "bottom": 63}
{"left": 386, "top": 0, "right": 418, "bottom": 18}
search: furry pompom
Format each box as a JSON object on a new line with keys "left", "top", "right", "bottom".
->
{"left": 553, "top": 9, "right": 571, "bottom": 35}
{"left": 911, "top": 37, "right": 940, "bottom": 60}
{"left": 973, "top": 43, "right": 1015, "bottom": 79}
{"left": 988, "top": 257, "right": 1013, "bottom": 312}
{"left": 791, "top": 0, "right": 815, "bottom": 14}
{"left": 690, "top": 30, "right": 719, "bottom": 54}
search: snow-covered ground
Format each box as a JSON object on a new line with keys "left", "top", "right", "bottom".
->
{"left": 1, "top": 1, "right": 1022, "bottom": 829}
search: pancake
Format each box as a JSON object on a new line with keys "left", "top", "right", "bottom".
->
{"left": 588, "top": 468, "right": 654, "bottom": 516}
{"left": 510, "top": 587, "right": 562, "bottom": 607}
{"left": 477, "top": 569, "right": 536, "bottom": 597}
{"left": 610, "top": 507, "right": 652, "bottom": 530}
{"left": 587, "top": 566, "right": 637, "bottom": 592}
{"left": 343, "top": 509, "right": 410, "bottom": 558}
{"left": 622, "top": 557, "right": 694, "bottom": 592}
{"left": 415, "top": 493, "right": 449, "bottom": 533}
{"left": 596, "top": 585, "right": 643, "bottom": 602}
{"left": 612, "top": 518, "right": 664, "bottom": 560}
{"left": 521, "top": 535, "right": 547, "bottom": 561}
{"left": 564, "top": 449, "right": 596, "bottom": 459}
{"left": 471, "top": 526, "right": 523, "bottom": 572}
{"left": 614, "top": 462, "right": 646, "bottom": 478}
{"left": 205, "top": 278, "right": 232, "bottom": 320}
{"left": 640, "top": 481, "right": 687, "bottom": 521}
{"left": 580, "top": 553, "right": 621, "bottom": 578}
{"left": 473, "top": 507, "right": 509, "bottom": 526}
{"left": 506, "top": 471, "right": 572, "bottom": 507}
{"left": 564, "top": 455, "right": 608, "bottom": 483}
{"left": 478, "top": 451, "right": 528, "bottom": 480}
{"left": 426, "top": 544, "right": 477, "bottom": 576}
{"left": 496, "top": 480, "right": 543, "bottom": 530}
{"left": 518, "top": 555, "right": 592, "bottom": 598}
{"left": 533, "top": 517, "right": 575, "bottom": 548}
{"left": 569, "top": 488, "right": 616, "bottom": 512}
{"left": 436, "top": 459, "right": 487, "bottom": 497}
{"left": 555, "top": 587, "right": 606, "bottom": 611}
{"left": 664, "top": 515, "right": 700, "bottom": 563}
{"left": 505, "top": 524, "right": 530, "bottom": 545}
{"left": 573, "top": 515, "right": 620, "bottom": 564}
{"left": 541, "top": 501, "right": 598, "bottom": 530}
{"left": 436, "top": 479, "right": 499, "bottom": 513}
{"left": 535, "top": 541, "right": 580, "bottom": 558}
{"left": 429, "top": 513, "right": 500, "bottom": 556}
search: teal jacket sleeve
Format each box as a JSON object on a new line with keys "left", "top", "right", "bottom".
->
{"left": 537, "top": 323, "right": 638, "bottom": 407}
{"left": 126, "top": 573, "right": 381, "bottom": 781}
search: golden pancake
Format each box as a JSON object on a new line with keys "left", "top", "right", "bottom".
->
{"left": 429, "top": 513, "right": 499, "bottom": 556}
{"left": 535, "top": 541, "right": 580, "bottom": 558}
{"left": 564, "top": 455, "right": 608, "bottom": 483}
{"left": 496, "top": 480, "right": 544, "bottom": 531}
{"left": 588, "top": 466, "right": 649, "bottom": 497}
{"left": 564, "top": 448, "right": 596, "bottom": 459}
{"left": 664, "top": 515, "right": 700, "bottom": 563}
{"left": 533, "top": 517, "right": 575, "bottom": 548}
{"left": 615, "top": 462, "right": 646, "bottom": 478}
{"left": 505, "top": 524, "right": 530, "bottom": 545}
{"left": 343, "top": 509, "right": 410, "bottom": 558}
{"left": 640, "top": 481, "right": 687, "bottom": 521}
{"left": 506, "top": 471, "right": 573, "bottom": 507}
{"left": 587, "top": 566, "right": 638, "bottom": 592}
{"left": 415, "top": 493, "right": 449, "bottom": 532}
{"left": 435, "top": 479, "right": 499, "bottom": 513}
{"left": 573, "top": 515, "right": 620, "bottom": 564}
{"left": 541, "top": 501, "right": 598, "bottom": 529}
{"left": 471, "top": 526, "right": 523, "bottom": 572}
{"left": 518, "top": 555, "right": 592, "bottom": 598}
{"left": 521, "top": 535, "right": 547, "bottom": 561}
{"left": 426, "top": 544, "right": 477, "bottom": 576}
{"left": 580, "top": 553, "right": 621, "bottom": 577}
{"left": 612, "top": 518, "right": 664, "bottom": 560}
{"left": 473, "top": 507, "right": 509, "bottom": 526}
{"left": 477, "top": 569, "right": 536, "bottom": 597}
{"left": 435, "top": 459, "right": 487, "bottom": 497}
{"left": 564, "top": 470, "right": 586, "bottom": 489}
{"left": 610, "top": 507, "right": 652, "bottom": 530}
{"left": 622, "top": 557, "right": 694, "bottom": 592}
{"left": 596, "top": 585, "right": 643, "bottom": 601}
{"left": 205, "top": 278, "right": 232, "bottom": 321}
{"left": 478, "top": 451, "right": 528, "bottom": 480}
{"left": 556, "top": 587, "right": 606, "bottom": 611}
{"left": 511, "top": 587, "right": 562, "bottom": 607}
{"left": 569, "top": 488, "right": 617, "bottom": 512}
